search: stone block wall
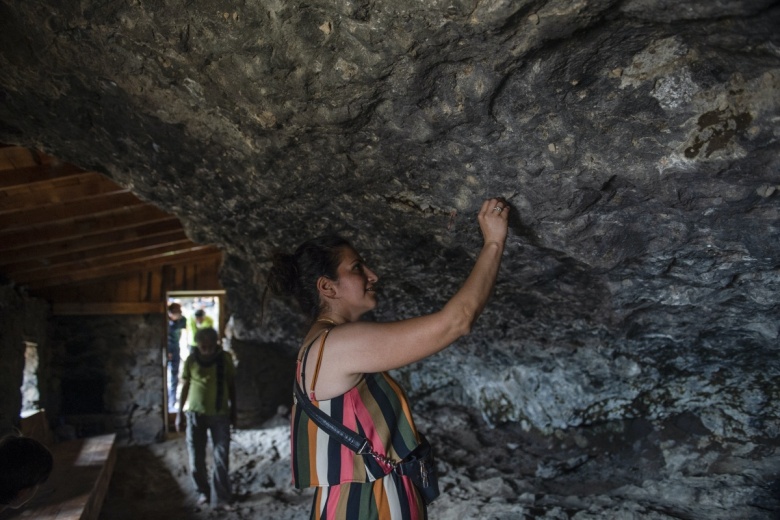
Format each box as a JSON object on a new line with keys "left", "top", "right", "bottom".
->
{"left": 51, "top": 314, "right": 166, "bottom": 444}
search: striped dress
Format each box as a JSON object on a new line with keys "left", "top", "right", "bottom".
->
{"left": 291, "top": 367, "right": 427, "bottom": 520}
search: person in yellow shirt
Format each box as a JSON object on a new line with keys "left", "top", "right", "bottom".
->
{"left": 176, "top": 327, "right": 236, "bottom": 511}
{"left": 188, "top": 309, "right": 214, "bottom": 346}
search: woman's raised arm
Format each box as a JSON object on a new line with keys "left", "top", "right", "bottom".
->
{"left": 327, "top": 197, "right": 509, "bottom": 376}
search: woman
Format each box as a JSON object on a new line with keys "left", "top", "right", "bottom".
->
{"left": 268, "top": 197, "right": 509, "bottom": 519}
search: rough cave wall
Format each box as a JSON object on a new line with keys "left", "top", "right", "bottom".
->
{"left": 230, "top": 338, "right": 296, "bottom": 425}
{"left": 0, "top": 284, "right": 52, "bottom": 435}
{"left": 0, "top": 0, "right": 778, "bottom": 450}
{"left": 51, "top": 315, "right": 165, "bottom": 444}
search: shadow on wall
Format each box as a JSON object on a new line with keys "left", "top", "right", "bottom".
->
{"left": 230, "top": 338, "right": 296, "bottom": 427}
{"left": 52, "top": 315, "right": 166, "bottom": 444}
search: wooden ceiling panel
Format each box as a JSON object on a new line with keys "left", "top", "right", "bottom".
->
{"left": 0, "top": 145, "right": 223, "bottom": 298}
{"left": 0, "top": 163, "right": 87, "bottom": 189}
{"left": 23, "top": 247, "right": 222, "bottom": 290}
{"left": 14, "top": 243, "right": 215, "bottom": 285}
{"left": 2, "top": 230, "right": 190, "bottom": 274}
{"left": 0, "top": 173, "right": 128, "bottom": 213}
{"left": 0, "top": 219, "right": 183, "bottom": 264}
{"left": 1, "top": 206, "right": 173, "bottom": 249}
{"left": 0, "top": 146, "right": 52, "bottom": 171}
{"left": 0, "top": 191, "right": 142, "bottom": 229}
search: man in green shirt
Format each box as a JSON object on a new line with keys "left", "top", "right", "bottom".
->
{"left": 176, "top": 327, "right": 236, "bottom": 511}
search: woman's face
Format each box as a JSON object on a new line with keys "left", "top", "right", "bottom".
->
{"left": 330, "top": 247, "right": 379, "bottom": 317}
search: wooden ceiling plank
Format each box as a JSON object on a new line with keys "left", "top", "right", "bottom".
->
{"left": 23, "top": 248, "right": 223, "bottom": 290}
{"left": 0, "top": 191, "right": 143, "bottom": 230}
{"left": 0, "top": 170, "right": 99, "bottom": 194}
{"left": 14, "top": 244, "right": 219, "bottom": 284}
{"left": 0, "top": 171, "right": 110, "bottom": 195}
{"left": 0, "top": 146, "right": 224, "bottom": 302}
{"left": 0, "top": 206, "right": 173, "bottom": 250}
{"left": 0, "top": 162, "right": 87, "bottom": 188}
{"left": 51, "top": 302, "right": 166, "bottom": 316}
{"left": 0, "top": 219, "right": 184, "bottom": 264}
{"left": 2, "top": 231, "right": 192, "bottom": 274}
{"left": 0, "top": 147, "right": 50, "bottom": 171}
{"left": 0, "top": 176, "right": 128, "bottom": 213}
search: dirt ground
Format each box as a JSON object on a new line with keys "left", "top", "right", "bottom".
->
{"left": 97, "top": 408, "right": 780, "bottom": 520}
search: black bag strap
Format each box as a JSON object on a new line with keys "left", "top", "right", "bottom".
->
{"left": 296, "top": 327, "right": 370, "bottom": 454}
{"left": 294, "top": 328, "right": 402, "bottom": 469}
{"left": 293, "top": 380, "right": 370, "bottom": 454}
{"left": 215, "top": 351, "right": 225, "bottom": 412}
{"left": 294, "top": 381, "right": 426, "bottom": 474}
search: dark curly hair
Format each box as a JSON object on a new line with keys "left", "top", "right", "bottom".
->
{"left": 266, "top": 235, "right": 352, "bottom": 320}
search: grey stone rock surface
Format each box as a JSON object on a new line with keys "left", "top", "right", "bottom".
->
{"left": 52, "top": 315, "right": 167, "bottom": 444}
{"left": 1, "top": 0, "right": 779, "bottom": 515}
{"left": 100, "top": 408, "right": 780, "bottom": 519}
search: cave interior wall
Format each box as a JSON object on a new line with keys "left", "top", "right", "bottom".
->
{"left": 0, "top": 0, "right": 777, "bottom": 449}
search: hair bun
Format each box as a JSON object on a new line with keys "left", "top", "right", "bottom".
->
{"left": 266, "top": 235, "right": 351, "bottom": 320}
{"left": 267, "top": 252, "right": 298, "bottom": 296}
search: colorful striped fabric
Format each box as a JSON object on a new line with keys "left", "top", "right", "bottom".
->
{"left": 309, "top": 472, "right": 426, "bottom": 520}
{"left": 291, "top": 371, "right": 427, "bottom": 519}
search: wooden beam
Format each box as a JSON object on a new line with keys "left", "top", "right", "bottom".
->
{"left": 0, "top": 191, "right": 141, "bottom": 230}
{"left": 0, "top": 146, "right": 51, "bottom": 171}
{"left": 14, "top": 242, "right": 214, "bottom": 284}
{"left": 51, "top": 302, "right": 165, "bottom": 315}
{"left": 3, "top": 231, "right": 192, "bottom": 275}
{"left": 0, "top": 162, "right": 89, "bottom": 189}
{"left": 22, "top": 247, "right": 222, "bottom": 290}
{"left": 0, "top": 173, "right": 121, "bottom": 213}
{"left": 0, "top": 205, "right": 172, "bottom": 249}
{"left": 0, "top": 219, "right": 184, "bottom": 264}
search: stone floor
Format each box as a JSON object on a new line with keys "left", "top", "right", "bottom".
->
{"left": 99, "top": 408, "right": 780, "bottom": 520}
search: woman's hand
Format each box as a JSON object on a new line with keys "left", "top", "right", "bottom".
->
{"left": 308, "top": 196, "right": 512, "bottom": 395}
{"left": 478, "top": 197, "right": 509, "bottom": 246}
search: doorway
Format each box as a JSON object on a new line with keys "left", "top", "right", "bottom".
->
{"left": 164, "top": 290, "right": 225, "bottom": 416}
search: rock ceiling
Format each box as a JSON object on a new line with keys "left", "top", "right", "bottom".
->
{"left": 0, "top": 0, "right": 778, "bottom": 438}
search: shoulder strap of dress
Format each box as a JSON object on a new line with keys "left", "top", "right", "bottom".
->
{"left": 299, "top": 327, "right": 332, "bottom": 401}
{"left": 309, "top": 327, "right": 332, "bottom": 400}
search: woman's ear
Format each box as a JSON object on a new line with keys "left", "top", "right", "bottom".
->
{"left": 316, "top": 275, "right": 337, "bottom": 300}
